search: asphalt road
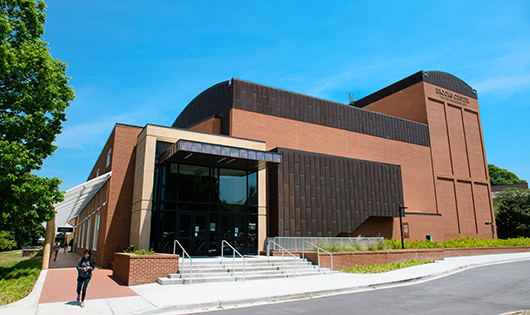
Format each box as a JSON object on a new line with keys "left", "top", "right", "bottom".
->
{"left": 201, "top": 260, "right": 530, "bottom": 315}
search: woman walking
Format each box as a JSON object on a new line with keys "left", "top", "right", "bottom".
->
{"left": 76, "top": 249, "right": 96, "bottom": 307}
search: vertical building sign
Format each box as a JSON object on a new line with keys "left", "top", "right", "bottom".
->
{"left": 402, "top": 222, "right": 410, "bottom": 238}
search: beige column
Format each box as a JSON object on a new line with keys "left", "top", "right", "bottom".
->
{"left": 130, "top": 132, "right": 157, "bottom": 250}
{"left": 41, "top": 218, "right": 55, "bottom": 270}
{"left": 257, "top": 169, "right": 267, "bottom": 253}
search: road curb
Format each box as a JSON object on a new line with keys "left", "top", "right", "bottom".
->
{"left": 132, "top": 256, "right": 530, "bottom": 314}
{"left": 0, "top": 269, "right": 47, "bottom": 314}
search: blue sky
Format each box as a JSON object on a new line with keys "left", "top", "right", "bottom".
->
{"left": 37, "top": 1, "right": 530, "bottom": 190}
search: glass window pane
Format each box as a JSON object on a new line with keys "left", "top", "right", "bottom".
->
{"left": 178, "top": 202, "right": 209, "bottom": 211}
{"left": 248, "top": 172, "right": 258, "bottom": 205}
{"left": 219, "top": 169, "right": 247, "bottom": 205}
{"left": 162, "top": 211, "right": 176, "bottom": 253}
{"left": 234, "top": 215, "right": 245, "bottom": 253}
{"left": 178, "top": 214, "right": 191, "bottom": 237}
{"left": 248, "top": 215, "right": 258, "bottom": 254}
{"left": 165, "top": 164, "right": 179, "bottom": 200}
{"left": 219, "top": 204, "right": 246, "bottom": 213}
{"left": 178, "top": 165, "right": 210, "bottom": 203}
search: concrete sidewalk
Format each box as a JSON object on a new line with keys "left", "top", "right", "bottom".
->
{"left": 2, "top": 252, "right": 530, "bottom": 315}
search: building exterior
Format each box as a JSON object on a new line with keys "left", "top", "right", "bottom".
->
{"left": 68, "top": 71, "right": 495, "bottom": 268}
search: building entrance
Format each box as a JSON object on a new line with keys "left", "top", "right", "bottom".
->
{"left": 173, "top": 212, "right": 258, "bottom": 256}
{"left": 152, "top": 163, "right": 259, "bottom": 256}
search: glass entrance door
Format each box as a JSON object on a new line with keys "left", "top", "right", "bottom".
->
{"left": 220, "top": 214, "right": 248, "bottom": 255}
{"left": 176, "top": 212, "right": 208, "bottom": 256}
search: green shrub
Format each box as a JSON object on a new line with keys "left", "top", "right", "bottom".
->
{"left": 123, "top": 245, "right": 154, "bottom": 255}
{"left": 341, "top": 259, "right": 434, "bottom": 273}
{"left": 0, "top": 231, "right": 17, "bottom": 251}
{"left": 496, "top": 194, "right": 530, "bottom": 239}
{"left": 312, "top": 239, "right": 384, "bottom": 252}
{"left": 384, "top": 236, "right": 530, "bottom": 249}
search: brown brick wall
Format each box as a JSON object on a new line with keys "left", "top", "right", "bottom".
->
{"left": 188, "top": 117, "right": 221, "bottom": 134}
{"left": 230, "top": 108, "right": 438, "bottom": 241}
{"left": 304, "top": 249, "right": 444, "bottom": 270}
{"left": 423, "top": 82, "right": 495, "bottom": 240}
{"left": 112, "top": 253, "right": 179, "bottom": 286}
{"left": 74, "top": 124, "right": 143, "bottom": 268}
{"left": 73, "top": 181, "right": 108, "bottom": 266}
{"left": 339, "top": 216, "right": 394, "bottom": 239}
{"left": 444, "top": 246, "right": 530, "bottom": 257}
{"left": 361, "top": 82, "right": 428, "bottom": 124}
{"left": 103, "top": 125, "right": 142, "bottom": 268}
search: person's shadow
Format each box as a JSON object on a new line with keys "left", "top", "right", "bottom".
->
{"left": 65, "top": 301, "right": 80, "bottom": 307}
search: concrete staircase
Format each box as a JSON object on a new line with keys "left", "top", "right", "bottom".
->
{"left": 157, "top": 255, "right": 333, "bottom": 285}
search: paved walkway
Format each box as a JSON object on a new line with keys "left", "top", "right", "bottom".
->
{"left": 1, "top": 251, "right": 530, "bottom": 315}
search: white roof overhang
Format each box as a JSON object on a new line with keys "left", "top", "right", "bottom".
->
{"left": 54, "top": 172, "right": 112, "bottom": 228}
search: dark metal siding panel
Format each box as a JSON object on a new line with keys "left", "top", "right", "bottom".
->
{"left": 271, "top": 148, "right": 403, "bottom": 237}
{"left": 423, "top": 71, "right": 478, "bottom": 99}
{"left": 172, "top": 81, "right": 232, "bottom": 135}
{"left": 354, "top": 70, "right": 477, "bottom": 108}
{"left": 232, "top": 79, "right": 429, "bottom": 147}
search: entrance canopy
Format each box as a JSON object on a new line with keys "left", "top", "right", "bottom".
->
{"left": 159, "top": 140, "right": 281, "bottom": 171}
{"left": 53, "top": 172, "right": 112, "bottom": 228}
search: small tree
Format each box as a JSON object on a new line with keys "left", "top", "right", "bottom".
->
{"left": 0, "top": 1, "right": 75, "bottom": 234}
{"left": 488, "top": 164, "right": 527, "bottom": 185}
{"left": 0, "top": 230, "right": 17, "bottom": 251}
{"left": 496, "top": 194, "right": 530, "bottom": 239}
{"left": 493, "top": 188, "right": 530, "bottom": 214}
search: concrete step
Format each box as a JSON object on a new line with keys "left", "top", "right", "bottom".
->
{"left": 170, "top": 266, "right": 323, "bottom": 279}
{"left": 158, "top": 270, "right": 334, "bottom": 285}
{"left": 158, "top": 255, "right": 334, "bottom": 285}
{"left": 176, "top": 262, "right": 314, "bottom": 272}
{"left": 179, "top": 257, "right": 307, "bottom": 266}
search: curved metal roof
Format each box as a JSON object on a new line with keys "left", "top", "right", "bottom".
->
{"left": 354, "top": 70, "right": 478, "bottom": 108}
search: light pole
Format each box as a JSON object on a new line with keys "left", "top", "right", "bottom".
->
{"left": 485, "top": 222, "right": 495, "bottom": 239}
{"left": 398, "top": 202, "right": 407, "bottom": 249}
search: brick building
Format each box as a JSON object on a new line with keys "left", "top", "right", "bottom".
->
{"left": 58, "top": 71, "right": 495, "bottom": 268}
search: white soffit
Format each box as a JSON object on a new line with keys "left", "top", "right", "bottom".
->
{"left": 54, "top": 172, "right": 112, "bottom": 228}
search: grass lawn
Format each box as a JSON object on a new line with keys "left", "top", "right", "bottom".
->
{"left": 0, "top": 249, "right": 42, "bottom": 305}
{"left": 340, "top": 259, "right": 434, "bottom": 273}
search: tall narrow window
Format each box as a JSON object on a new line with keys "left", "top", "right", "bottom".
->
{"left": 106, "top": 148, "right": 112, "bottom": 168}
{"left": 76, "top": 225, "right": 81, "bottom": 248}
{"left": 80, "top": 222, "right": 85, "bottom": 248}
{"left": 92, "top": 213, "right": 100, "bottom": 251}
{"left": 96, "top": 168, "right": 99, "bottom": 177}
{"left": 86, "top": 218, "right": 92, "bottom": 250}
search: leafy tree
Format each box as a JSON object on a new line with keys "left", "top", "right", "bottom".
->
{"left": 496, "top": 194, "right": 530, "bottom": 239}
{"left": 488, "top": 164, "right": 527, "bottom": 185}
{"left": 0, "top": 230, "right": 17, "bottom": 251}
{"left": 492, "top": 187, "right": 530, "bottom": 214}
{"left": 0, "top": 1, "right": 74, "bottom": 233}
{"left": 13, "top": 223, "right": 45, "bottom": 247}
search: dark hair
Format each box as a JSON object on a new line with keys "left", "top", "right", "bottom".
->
{"left": 84, "top": 249, "right": 92, "bottom": 258}
{"left": 83, "top": 249, "right": 96, "bottom": 267}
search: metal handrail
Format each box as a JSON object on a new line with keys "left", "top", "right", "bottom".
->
{"left": 173, "top": 240, "right": 193, "bottom": 285}
{"left": 302, "top": 241, "right": 333, "bottom": 273}
{"left": 221, "top": 240, "right": 246, "bottom": 282}
{"left": 266, "top": 239, "right": 297, "bottom": 277}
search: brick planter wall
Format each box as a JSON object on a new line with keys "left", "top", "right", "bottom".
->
{"left": 444, "top": 246, "right": 530, "bottom": 257}
{"left": 113, "top": 253, "right": 179, "bottom": 286}
{"left": 304, "top": 249, "right": 444, "bottom": 270}
{"left": 301, "top": 246, "right": 530, "bottom": 270}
